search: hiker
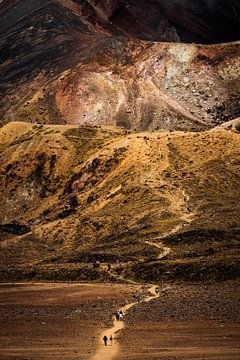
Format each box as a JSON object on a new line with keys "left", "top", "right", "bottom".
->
{"left": 155, "top": 287, "right": 160, "bottom": 294}
{"left": 103, "top": 335, "right": 108, "bottom": 346}
{"left": 107, "top": 263, "right": 111, "bottom": 271}
{"left": 110, "top": 335, "right": 113, "bottom": 345}
{"left": 119, "top": 311, "right": 123, "bottom": 320}
{"left": 115, "top": 311, "right": 120, "bottom": 321}
{"left": 93, "top": 260, "right": 100, "bottom": 269}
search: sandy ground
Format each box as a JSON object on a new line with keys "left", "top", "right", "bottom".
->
{"left": 0, "top": 283, "right": 239, "bottom": 360}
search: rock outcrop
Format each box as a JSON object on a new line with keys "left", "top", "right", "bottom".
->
{"left": 72, "top": 0, "right": 240, "bottom": 43}
{"left": 0, "top": 0, "right": 240, "bottom": 131}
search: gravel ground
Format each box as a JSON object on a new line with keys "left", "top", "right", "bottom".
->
{"left": 119, "top": 283, "right": 240, "bottom": 360}
{"left": 0, "top": 283, "right": 136, "bottom": 360}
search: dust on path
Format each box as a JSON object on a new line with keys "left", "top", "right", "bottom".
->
{"left": 91, "top": 239, "right": 170, "bottom": 359}
{"left": 91, "top": 209, "right": 193, "bottom": 360}
{"left": 91, "top": 285, "right": 159, "bottom": 360}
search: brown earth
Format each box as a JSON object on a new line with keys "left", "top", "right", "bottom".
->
{"left": 0, "top": 283, "right": 239, "bottom": 360}
{"left": 0, "top": 282, "right": 137, "bottom": 360}
{"left": 0, "top": 2, "right": 240, "bottom": 359}
{"left": 120, "top": 284, "right": 240, "bottom": 359}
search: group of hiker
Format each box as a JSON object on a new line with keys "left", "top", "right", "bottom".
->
{"left": 103, "top": 334, "right": 113, "bottom": 346}
{"left": 115, "top": 310, "right": 124, "bottom": 321}
{"left": 102, "top": 309, "right": 124, "bottom": 346}
{"left": 102, "top": 286, "right": 162, "bottom": 348}
{"left": 92, "top": 260, "right": 111, "bottom": 272}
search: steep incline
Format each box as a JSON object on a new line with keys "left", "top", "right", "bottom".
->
{"left": 1, "top": 0, "right": 239, "bottom": 43}
{"left": 76, "top": 0, "right": 240, "bottom": 43}
{"left": 0, "top": 0, "right": 239, "bottom": 130}
{"left": 55, "top": 41, "right": 240, "bottom": 130}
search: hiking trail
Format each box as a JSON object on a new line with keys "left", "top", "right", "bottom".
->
{"left": 91, "top": 213, "right": 193, "bottom": 360}
{"left": 90, "top": 285, "right": 161, "bottom": 360}
{"left": 90, "top": 242, "right": 171, "bottom": 360}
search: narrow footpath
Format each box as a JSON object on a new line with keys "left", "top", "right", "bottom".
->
{"left": 91, "top": 285, "right": 160, "bottom": 360}
{"left": 91, "top": 239, "right": 171, "bottom": 360}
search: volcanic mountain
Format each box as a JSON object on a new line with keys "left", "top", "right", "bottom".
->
{"left": 0, "top": 0, "right": 240, "bottom": 283}
{"left": 0, "top": 0, "right": 240, "bottom": 130}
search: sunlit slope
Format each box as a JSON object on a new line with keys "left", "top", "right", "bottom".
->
{"left": 0, "top": 122, "right": 239, "bottom": 281}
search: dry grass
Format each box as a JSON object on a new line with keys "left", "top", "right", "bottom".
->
{"left": 0, "top": 122, "right": 239, "bottom": 282}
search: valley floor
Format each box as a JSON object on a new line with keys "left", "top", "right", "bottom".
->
{"left": 0, "top": 282, "right": 239, "bottom": 360}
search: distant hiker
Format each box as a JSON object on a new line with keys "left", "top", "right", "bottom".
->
{"left": 115, "top": 311, "right": 120, "bottom": 321}
{"left": 119, "top": 311, "right": 123, "bottom": 320}
{"left": 103, "top": 335, "right": 108, "bottom": 346}
{"left": 93, "top": 259, "right": 100, "bottom": 269}
{"left": 110, "top": 335, "right": 113, "bottom": 345}
{"left": 107, "top": 263, "right": 111, "bottom": 271}
{"left": 155, "top": 287, "right": 160, "bottom": 294}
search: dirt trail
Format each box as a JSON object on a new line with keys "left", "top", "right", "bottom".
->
{"left": 91, "top": 238, "right": 171, "bottom": 360}
{"left": 91, "top": 285, "right": 159, "bottom": 360}
{"left": 145, "top": 240, "right": 170, "bottom": 259}
{"left": 91, "top": 205, "right": 195, "bottom": 360}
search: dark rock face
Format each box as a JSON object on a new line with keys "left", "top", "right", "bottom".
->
{"left": 0, "top": 223, "right": 31, "bottom": 235}
{"left": 73, "top": 0, "right": 240, "bottom": 43}
{"left": 1, "top": 0, "right": 239, "bottom": 43}
{"left": 0, "top": 0, "right": 239, "bottom": 130}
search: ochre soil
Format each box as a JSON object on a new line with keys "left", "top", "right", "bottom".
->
{"left": 120, "top": 322, "right": 240, "bottom": 360}
{"left": 0, "top": 122, "right": 240, "bottom": 283}
{"left": 0, "top": 283, "right": 239, "bottom": 360}
{"left": 0, "top": 283, "right": 137, "bottom": 360}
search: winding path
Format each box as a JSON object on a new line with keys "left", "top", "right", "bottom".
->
{"left": 91, "top": 285, "right": 160, "bottom": 360}
{"left": 90, "top": 240, "right": 171, "bottom": 360}
{"left": 91, "top": 215, "right": 193, "bottom": 360}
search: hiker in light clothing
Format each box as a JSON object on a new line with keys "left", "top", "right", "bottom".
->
{"left": 116, "top": 311, "right": 120, "bottom": 321}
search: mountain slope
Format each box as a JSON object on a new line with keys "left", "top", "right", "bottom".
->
{"left": 1, "top": 0, "right": 239, "bottom": 43}
{"left": 0, "top": 0, "right": 239, "bottom": 131}
{"left": 0, "top": 122, "right": 239, "bottom": 282}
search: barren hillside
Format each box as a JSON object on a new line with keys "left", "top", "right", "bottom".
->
{"left": 0, "top": 122, "right": 239, "bottom": 282}
{"left": 0, "top": 0, "right": 240, "bottom": 130}
{"left": 0, "top": 2, "right": 240, "bottom": 360}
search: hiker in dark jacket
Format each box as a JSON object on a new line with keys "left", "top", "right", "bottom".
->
{"left": 103, "top": 335, "right": 108, "bottom": 346}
